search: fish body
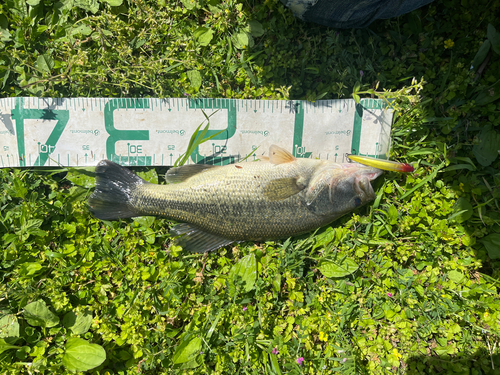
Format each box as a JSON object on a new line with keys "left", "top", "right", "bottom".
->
{"left": 88, "top": 145, "right": 383, "bottom": 252}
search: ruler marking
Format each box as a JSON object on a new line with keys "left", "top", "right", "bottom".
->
{"left": 0, "top": 97, "right": 391, "bottom": 168}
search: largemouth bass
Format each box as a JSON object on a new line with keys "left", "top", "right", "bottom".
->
{"left": 88, "top": 145, "right": 383, "bottom": 253}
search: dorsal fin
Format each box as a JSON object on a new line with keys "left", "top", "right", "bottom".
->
{"left": 269, "top": 145, "right": 296, "bottom": 164}
{"left": 166, "top": 164, "right": 220, "bottom": 183}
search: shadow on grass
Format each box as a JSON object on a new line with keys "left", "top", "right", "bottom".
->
{"left": 404, "top": 349, "right": 500, "bottom": 374}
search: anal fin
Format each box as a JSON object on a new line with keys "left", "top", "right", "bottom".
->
{"left": 169, "top": 223, "right": 235, "bottom": 253}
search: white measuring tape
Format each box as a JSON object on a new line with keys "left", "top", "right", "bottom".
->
{"left": 0, "top": 97, "right": 393, "bottom": 168}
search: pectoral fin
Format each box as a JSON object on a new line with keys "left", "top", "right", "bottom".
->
{"left": 269, "top": 145, "right": 296, "bottom": 164}
{"left": 170, "top": 223, "right": 235, "bottom": 253}
{"left": 263, "top": 177, "right": 307, "bottom": 201}
{"left": 166, "top": 164, "right": 220, "bottom": 183}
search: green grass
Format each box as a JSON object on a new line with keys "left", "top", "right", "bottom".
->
{"left": 1, "top": 0, "right": 500, "bottom": 373}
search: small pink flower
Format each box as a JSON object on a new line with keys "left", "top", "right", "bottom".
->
{"left": 342, "top": 358, "right": 348, "bottom": 363}
{"left": 242, "top": 306, "right": 247, "bottom": 311}
{"left": 272, "top": 348, "right": 279, "bottom": 354}
{"left": 387, "top": 292, "right": 393, "bottom": 297}
{"left": 297, "top": 357, "right": 304, "bottom": 365}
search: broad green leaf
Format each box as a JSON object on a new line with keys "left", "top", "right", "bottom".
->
{"left": 23, "top": 219, "right": 43, "bottom": 232}
{"left": 228, "top": 253, "right": 257, "bottom": 296}
{"left": 180, "top": 0, "right": 197, "bottom": 9}
{"left": 36, "top": 54, "right": 54, "bottom": 73}
{"left": 66, "top": 168, "right": 96, "bottom": 188}
{"left": 481, "top": 234, "right": 500, "bottom": 260}
{"left": 23, "top": 300, "right": 59, "bottom": 328}
{"left": 472, "top": 124, "right": 500, "bottom": 166}
{"left": 318, "top": 258, "right": 359, "bottom": 278}
{"left": 137, "top": 168, "right": 158, "bottom": 183}
{"left": 387, "top": 205, "right": 398, "bottom": 225}
{"left": 272, "top": 272, "right": 281, "bottom": 294}
{"left": 103, "top": 0, "right": 123, "bottom": 5}
{"left": 19, "top": 262, "right": 42, "bottom": 277}
{"left": 194, "top": 27, "right": 214, "bottom": 46}
{"left": 144, "top": 227, "right": 156, "bottom": 244}
{"left": 248, "top": 20, "right": 264, "bottom": 37}
{"left": 0, "top": 68, "right": 8, "bottom": 91}
{"left": 414, "top": 285, "right": 424, "bottom": 297}
{"left": 0, "top": 339, "right": 20, "bottom": 354}
{"left": 45, "top": 250, "right": 64, "bottom": 259}
{"left": 0, "top": 28, "right": 11, "bottom": 42}
{"left": 26, "top": 0, "right": 41, "bottom": 5}
{"left": 312, "top": 227, "right": 335, "bottom": 251}
{"left": 449, "top": 197, "right": 473, "bottom": 223}
{"left": 471, "top": 40, "right": 491, "bottom": 70}
{"left": 232, "top": 31, "right": 253, "bottom": 49}
{"left": 172, "top": 335, "right": 202, "bottom": 364}
{"left": 487, "top": 23, "right": 500, "bottom": 55}
{"left": 70, "top": 24, "right": 93, "bottom": 37}
{"left": 74, "top": 0, "right": 99, "bottom": 13}
{"left": 12, "top": 177, "right": 28, "bottom": 198}
{"left": 133, "top": 216, "right": 155, "bottom": 228}
{"left": 474, "top": 82, "right": 500, "bottom": 106}
{"left": 0, "top": 315, "right": 19, "bottom": 338}
{"left": 63, "top": 338, "right": 106, "bottom": 372}
{"left": 186, "top": 70, "right": 202, "bottom": 90}
{"left": 62, "top": 311, "right": 93, "bottom": 335}
{"left": 448, "top": 270, "right": 465, "bottom": 284}
{"left": 179, "top": 357, "right": 201, "bottom": 369}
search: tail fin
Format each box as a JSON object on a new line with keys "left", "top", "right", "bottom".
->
{"left": 88, "top": 160, "right": 146, "bottom": 220}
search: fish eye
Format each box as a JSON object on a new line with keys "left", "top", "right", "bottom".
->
{"left": 354, "top": 197, "right": 362, "bottom": 207}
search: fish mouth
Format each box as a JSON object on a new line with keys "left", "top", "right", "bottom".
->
{"left": 356, "top": 167, "right": 384, "bottom": 199}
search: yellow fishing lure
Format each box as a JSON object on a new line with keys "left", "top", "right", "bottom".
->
{"left": 347, "top": 154, "right": 414, "bottom": 173}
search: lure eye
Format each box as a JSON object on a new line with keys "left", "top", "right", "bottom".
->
{"left": 354, "top": 197, "right": 362, "bottom": 207}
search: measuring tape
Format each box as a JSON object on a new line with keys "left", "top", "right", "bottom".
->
{"left": 0, "top": 97, "right": 393, "bottom": 168}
